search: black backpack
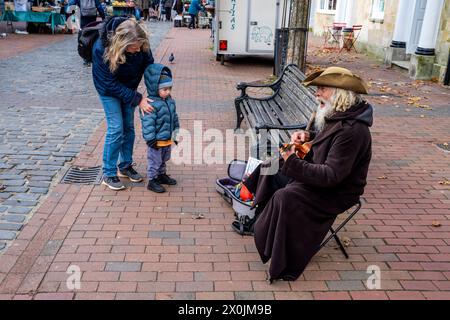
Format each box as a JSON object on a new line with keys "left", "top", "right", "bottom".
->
{"left": 77, "top": 20, "right": 104, "bottom": 62}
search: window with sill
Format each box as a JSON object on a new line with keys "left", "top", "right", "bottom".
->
{"left": 371, "top": 0, "right": 385, "bottom": 20}
{"left": 318, "top": 0, "right": 337, "bottom": 13}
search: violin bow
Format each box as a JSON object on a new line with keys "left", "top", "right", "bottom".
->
{"left": 305, "top": 111, "right": 317, "bottom": 132}
{"left": 280, "top": 111, "right": 317, "bottom": 153}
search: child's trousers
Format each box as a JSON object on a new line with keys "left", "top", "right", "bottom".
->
{"left": 147, "top": 146, "right": 171, "bottom": 180}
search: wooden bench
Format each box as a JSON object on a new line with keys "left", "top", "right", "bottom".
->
{"left": 234, "top": 64, "right": 317, "bottom": 159}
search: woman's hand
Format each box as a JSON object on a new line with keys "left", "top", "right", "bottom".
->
{"left": 281, "top": 144, "right": 296, "bottom": 161}
{"left": 139, "top": 97, "right": 154, "bottom": 116}
{"left": 291, "top": 131, "right": 310, "bottom": 144}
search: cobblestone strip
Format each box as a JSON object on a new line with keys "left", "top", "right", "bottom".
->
{"left": 0, "top": 21, "right": 173, "bottom": 252}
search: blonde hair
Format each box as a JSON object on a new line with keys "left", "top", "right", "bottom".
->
{"left": 332, "top": 88, "right": 362, "bottom": 112}
{"left": 104, "top": 18, "right": 150, "bottom": 73}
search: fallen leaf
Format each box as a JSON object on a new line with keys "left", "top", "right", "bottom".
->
{"left": 407, "top": 96, "right": 422, "bottom": 104}
{"left": 444, "top": 143, "right": 449, "bottom": 147}
{"left": 342, "top": 237, "right": 351, "bottom": 247}
{"left": 416, "top": 104, "right": 432, "bottom": 110}
{"left": 432, "top": 221, "right": 442, "bottom": 228}
{"left": 380, "top": 86, "right": 392, "bottom": 93}
{"left": 192, "top": 213, "right": 205, "bottom": 220}
{"left": 430, "top": 77, "right": 439, "bottom": 83}
{"left": 439, "top": 180, "right": 450, "bottom": 186}
{"left": 377, "top": 176, "right": 388, "bottom": 180}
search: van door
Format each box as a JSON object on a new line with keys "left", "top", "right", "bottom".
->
{"left": 247, "top": 0, "right": 278, "bottom": 53}
{"left": 216, "top": 0, "right": 247, "bottom": 55}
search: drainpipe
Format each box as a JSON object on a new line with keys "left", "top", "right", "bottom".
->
{"left": 444, "top": 53, "right": 450, "bottom": 86}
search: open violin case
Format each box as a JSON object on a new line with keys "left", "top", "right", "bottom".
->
{"left": 215, "top": 160, "right": 256, "bottom": 220}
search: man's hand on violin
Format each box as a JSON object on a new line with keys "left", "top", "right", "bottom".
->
{"left": 291, "top": 131, "right": 310, "bottom": 144}
{"left": 281, "top": 144, "right": 296, "bottom": 161}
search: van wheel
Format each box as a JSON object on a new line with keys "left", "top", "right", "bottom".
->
{"left": 215, "top": 54, "right": 222, "bottom": 62}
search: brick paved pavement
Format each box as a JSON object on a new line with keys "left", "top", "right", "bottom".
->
{"left": 0, "top": 21, "right": 173, "bottom": 252}
{"left": 0, "top": 27, "right": 449, "bottom": 300}
{"left": 0, "top": 31, "right": 70, "bottom": 60}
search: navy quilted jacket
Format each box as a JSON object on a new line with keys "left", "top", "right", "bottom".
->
{"left": 141, "top": 64, "right": 180, "bottom": 145}
{"left": 92, "top": 17, "right": 154, "bottom": 107}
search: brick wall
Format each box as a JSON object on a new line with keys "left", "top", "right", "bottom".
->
{"left": 313, "top": 12, "right": 335, "bottom": 36}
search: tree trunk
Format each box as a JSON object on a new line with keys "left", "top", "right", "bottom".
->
{"left": 286, "top": 0, "right": 311, "bottom": 72}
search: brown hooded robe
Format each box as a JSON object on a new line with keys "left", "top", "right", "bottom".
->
{"left": 248, "top": 101, "right": 373, "bottom": 281}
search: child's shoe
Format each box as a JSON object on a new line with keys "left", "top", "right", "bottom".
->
{"left": 147, "top": 179, "right": 166, "bottom": 193}
{"left": 157, "top": 174, "right": 177, "bottom": 185}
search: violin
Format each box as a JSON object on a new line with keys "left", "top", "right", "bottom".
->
{"left": 279, "top": 111, "right": 316, "bottom": 160}
{"left": 280, "top": 141, "right": 312, "bottom": 159}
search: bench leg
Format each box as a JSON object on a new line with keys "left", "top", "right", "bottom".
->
{"left": 256, "top": 143, "right": 260, "bottom": 160}
{"left": 234, "top": 99, "right": 244, "bottom": 131}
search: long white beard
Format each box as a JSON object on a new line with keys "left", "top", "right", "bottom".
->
{"left": 314, "top": 99, "right": 335, "bottom": 132}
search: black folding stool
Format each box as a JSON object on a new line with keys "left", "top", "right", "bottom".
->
{"left": 318, "top": 200, "right": 362, "bottom": 259}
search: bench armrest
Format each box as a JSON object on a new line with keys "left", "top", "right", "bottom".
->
{"left": 236, "top": 80, "right": 281, "bottom": 98}
{"left": 255, "top": 123, "right": 307, "bottom": 131}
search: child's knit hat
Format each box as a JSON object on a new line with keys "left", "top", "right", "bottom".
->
{"left": 158, "top": 71, "right": 173, "bottom": 90}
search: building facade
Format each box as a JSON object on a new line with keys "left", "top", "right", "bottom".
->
{"left": 311, "top": 0, "right": 450, "bottom": 85}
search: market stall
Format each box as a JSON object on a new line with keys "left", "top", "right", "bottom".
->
{"left": 180, "top": 0, "right": 212, "bottom": 29}
{"left": 0, "top": 9, "right": 65, "bottom": 34}
{"left": 111, "top": 1, "right": 137, "bottom": 18}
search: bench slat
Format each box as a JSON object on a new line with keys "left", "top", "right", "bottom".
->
{"left": 280, "top": 77, "right": 317, "bottom": 106}
{"left": 277, "top": 87, "right": 316, "bottom": 121}
{"left": 271, "top": 96, "right": 305, "bottom": 126}
{"left": 275, "top": 89, "right": 313, "bottom": 124}
{"left": 241, "top": 99, "right": 259, "bottom": 129}
{"left": 267, "top": 98, "right": 297, "bottom": 126}
{"left": 248, "top": 100, "right": 274, "bottom": 127}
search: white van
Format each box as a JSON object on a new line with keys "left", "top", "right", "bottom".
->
{"left": 213, "top": 0, "right": 290, "bottom": 64}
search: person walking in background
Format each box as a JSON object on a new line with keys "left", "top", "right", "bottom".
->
{"left": 135, "top": 0, "right": 150, "bottom": 21}
{"left": 158, "top": 0, "right": 165, "bottom": 21}
{"left": 67, "top": 0, "right": 105, "bottom": 29}
{"left": 142, "top": 0, "right": 150, "bottom": 21}
{"left": 67, "top": 0, "right": 105, "bottom": 65}
{"left": 164, "top": 0, "right": 174, "bottom": 22}
{"left": 151, "top": 0, "right": 159, "bottom": 10}
{"left": 91, "top": 16, "right": 155, "bottom": 190}
{"left": 174, "top": 0, "right": 183, "bottom": 15}
{"left": 188, "top": 0, "right": 202, "bottom": 29}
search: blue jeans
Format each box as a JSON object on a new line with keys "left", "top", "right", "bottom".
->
{"left": 100, "top": 95, "right": 136, "bottom": 177}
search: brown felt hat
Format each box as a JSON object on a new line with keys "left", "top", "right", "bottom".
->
{"left": 303, "top": 67, "right": 369, "bottom": 94}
